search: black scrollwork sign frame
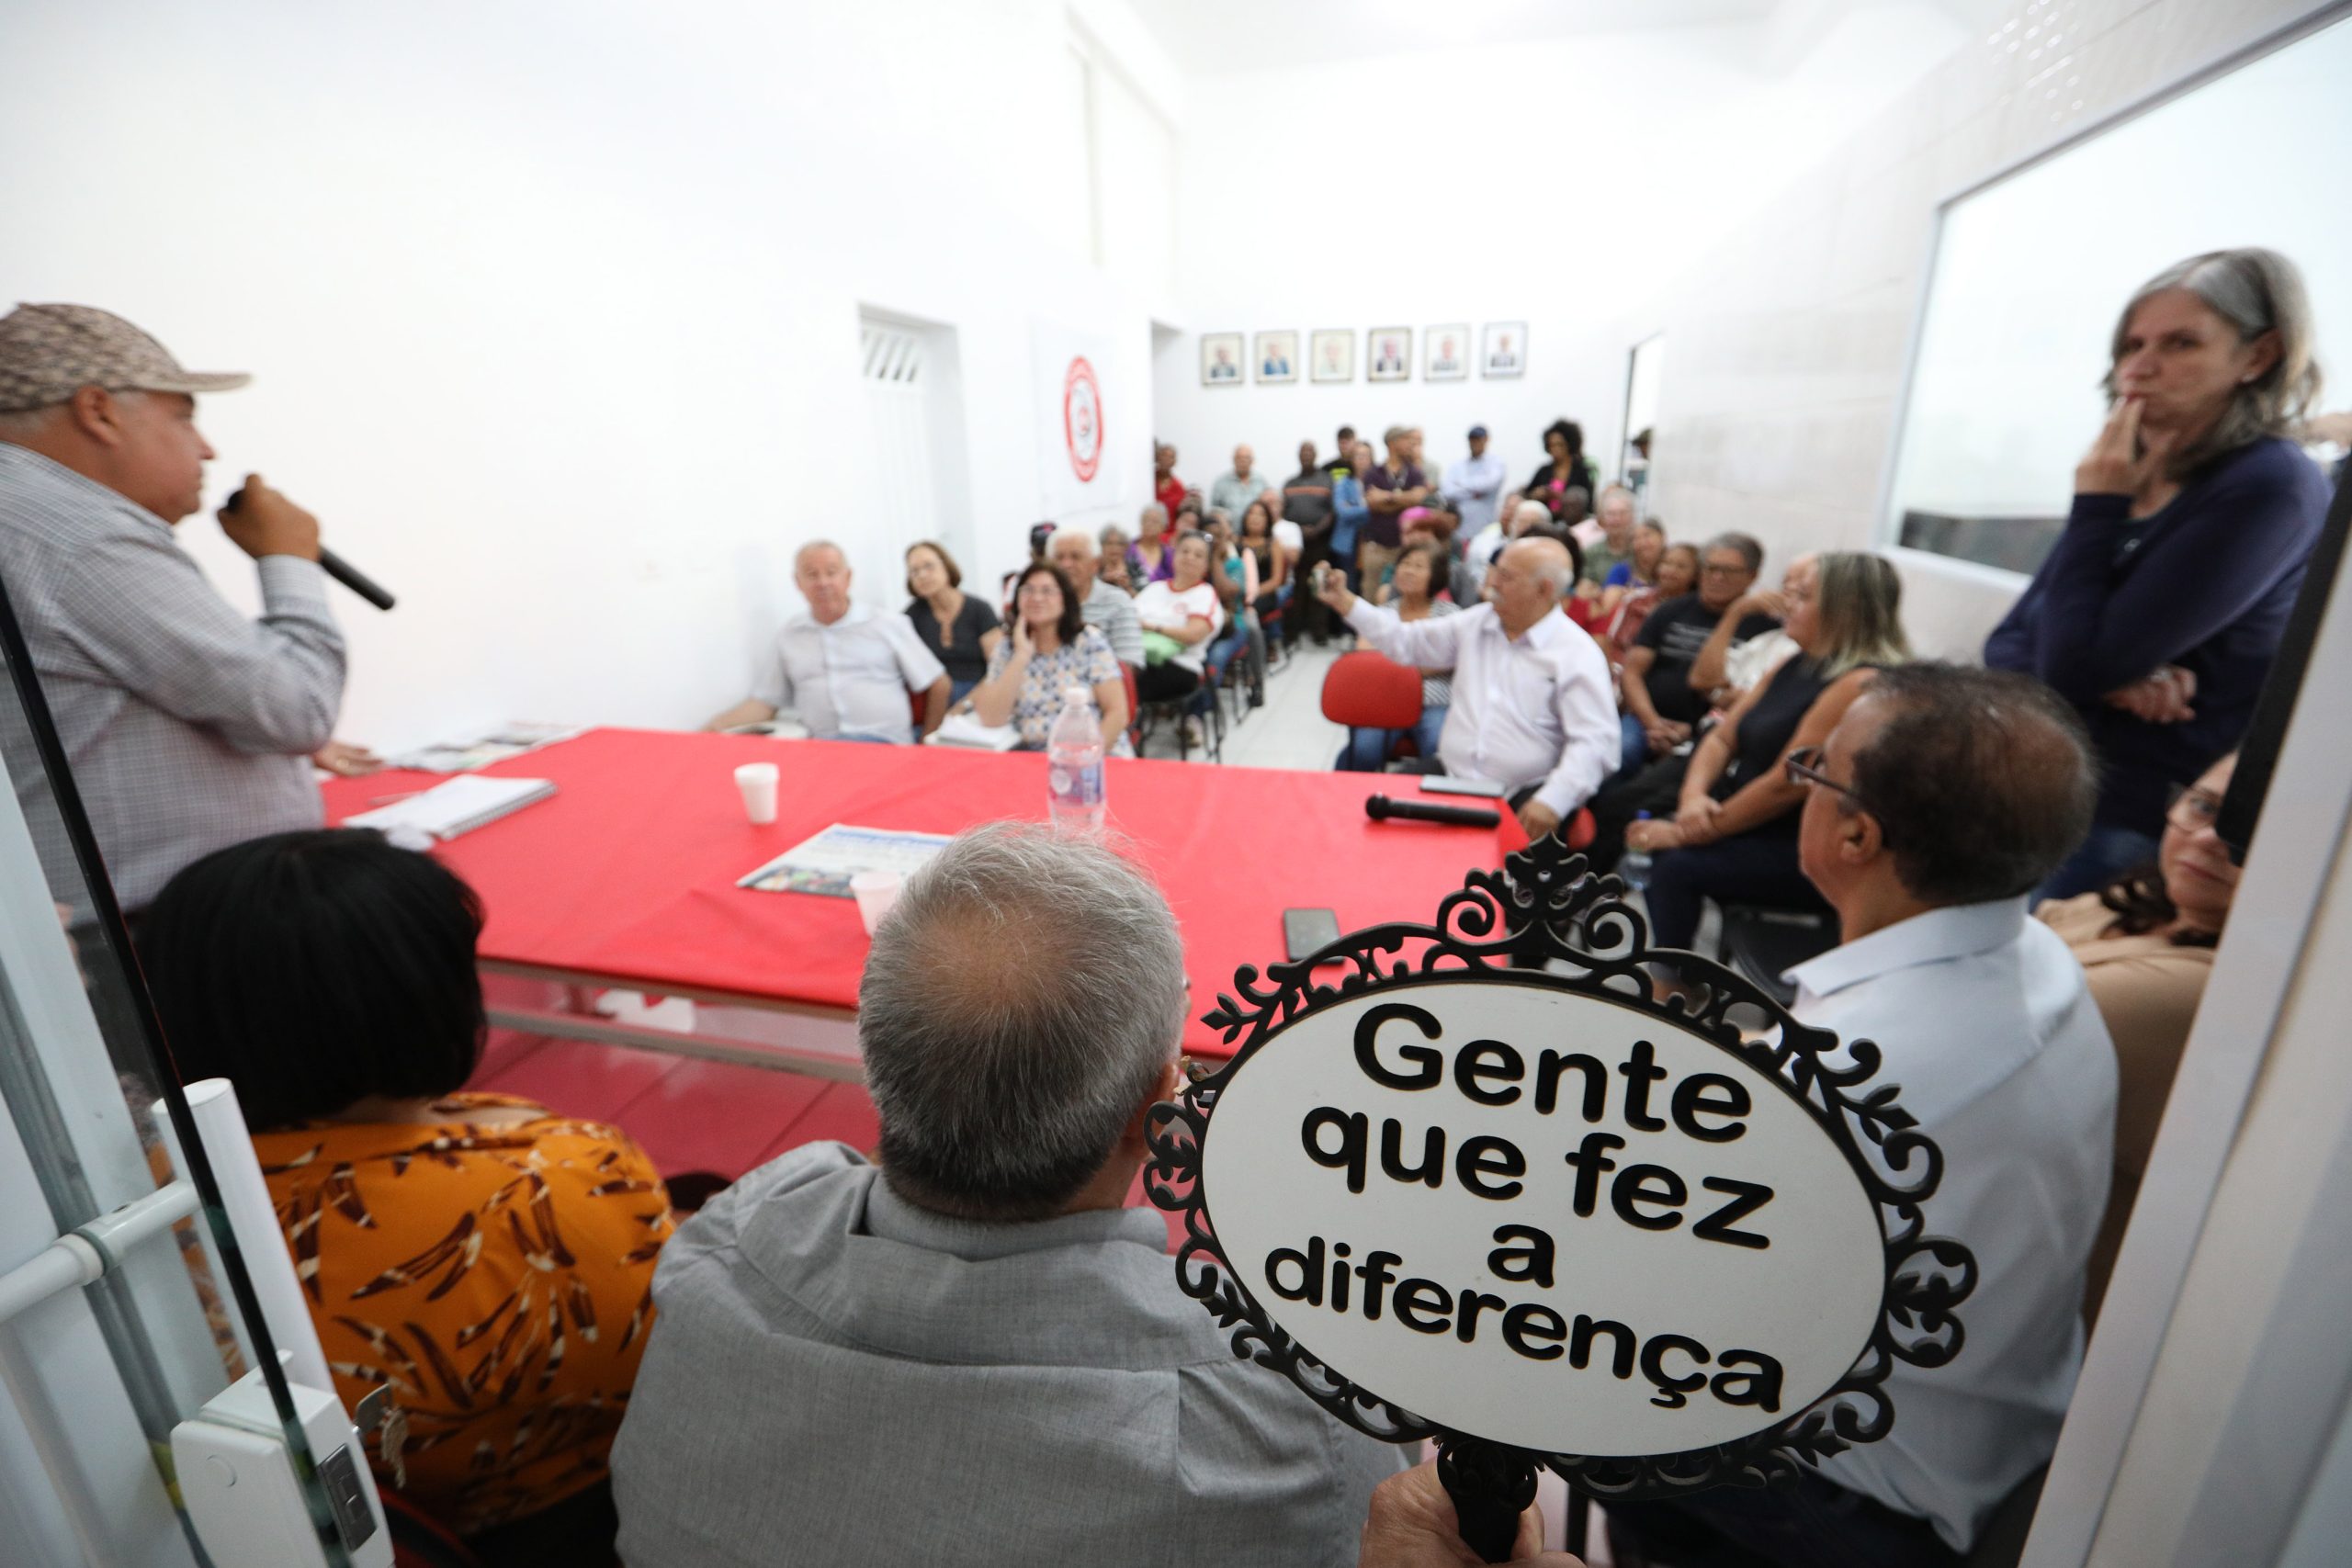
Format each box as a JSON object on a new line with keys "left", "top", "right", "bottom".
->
{"left": 1144, "top": 831, "right": 1979, "bottom": 1523}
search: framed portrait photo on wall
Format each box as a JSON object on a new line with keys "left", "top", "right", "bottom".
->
{"left": 1254, "top": 331, "right": 1298, "bottom": 384}
{"left": 1309, "top": 328, "right": 1354, "bottom": 383}
{"left": 1425, "top": 324, "right": 1469, "bottom": 381}
{"left": 1368, "top": 326, "right": 1411, "bottom": 383}
{"left": 1201, "top": 332, "right": 1245, "bottom": 387}
{"left": 1481, "top": 321, "right": 1527, "bottom": 378}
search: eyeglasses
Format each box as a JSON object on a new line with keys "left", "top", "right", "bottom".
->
{"left": 1784, "top": 746, "right": 1885, "bottom": 836}
{"left": 2166, "top": 785, "right": 2223, "bottom": 834}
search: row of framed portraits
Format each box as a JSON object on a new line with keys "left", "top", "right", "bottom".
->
{"left": 1202, "top": 323, "right": 1525, "bottom": 387}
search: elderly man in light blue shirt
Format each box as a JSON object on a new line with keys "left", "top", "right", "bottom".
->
{"left": 1608, "top": 664, "right": 2116, "bottom": 1567}
{"left": 1439, "top": 424, "right": 1509, "bottom": 537}
{"left": 705, "top": 540, "right": 947, "bottom": 741}
{"left": 612, "top": 825, "right": 1404, "bottom": 1567}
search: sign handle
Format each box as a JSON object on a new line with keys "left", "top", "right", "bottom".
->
{"left": 1436, "top": 1438, "right": 1537, "bottom": 1563}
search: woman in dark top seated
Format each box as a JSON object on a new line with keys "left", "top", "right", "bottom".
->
{"left": 1986, "top": 248, "right": 2330, "bottom": 899}
{"left": 904, "top": 540, "right": 1002, "bottom": 704}
{"left": 1624, "top": 552, "right": 1910, "bottom": 959}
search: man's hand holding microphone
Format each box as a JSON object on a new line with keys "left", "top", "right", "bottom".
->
{"left": 217, "top": 474, "right": 322, "bottom": 562}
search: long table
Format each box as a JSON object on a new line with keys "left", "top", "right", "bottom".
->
{"left": 322, "top": 728, "right": 1526, "bottom": 1077}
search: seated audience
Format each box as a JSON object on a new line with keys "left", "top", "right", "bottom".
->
{"left": 1464, "top": 496, "right": 1546, "bottom": 591}
{"left": 141, "top": 829, "right": 673, "bottom": 1555}
{"left": 1318, "top": 536, "right": 1617, "bottom": 843}
{"left": 1604, "top": 539, "right": 1698, "bottom": 656}
{"left": 1984, "top": 248, "right": 2328, "bottom": 899}
{"left": 1575, "top": 483, "right": 1642, "bottom": 599}
{"left": 970, "top": 563, "right": 1129, "bottom": 752}
{"left": 610, "top": 826, "right": 1405, "bottom": 1566}
{"left": 1131, "top": 529, "right": 1224, "bottom": 705}
{"left": 902, "top": 539, "right": 1001, "bottom": 705}
{"left": 1615, "top": 553, "right": 1909, "bottom": 955}
{"left": 1200, "top": 510, "right": 1265, "bottom": 705}
{"left": 1096, "top": 522, "right": 1136, "bottom": 591}
{"left": 1048, "top": 525, "right": 1143, "bottom": 667}
{"left": 2040, "top": 750, "right": 2239, "bottom": 1318}
{"left": 1526, "top": 419, "right": 1596, "bottom": 521}
{"left": 1614, "top": 531, "right": 1773, "bottom": 773}
{"left": 1132, "top": 501, "right": 1174, "bottom": 584}
{"left": 1339, "top": 539, "right": 1456, "bottom": 773}
{"left": 1597, "top": 518, "right": 1668, "bottom": 617}
{"left": 1151, "top": 440, "right": 1184, "bottom": 519}
{"left": 1207, "top": 442, "right": 1269, "bottom": 526}
{"left": 1611, "top": 665, "right": 2113, "bottom": 1566}
{"left": 1362, "top": 427, "right": 1430, "bottom": 597}
{"left": 705, "top": 540, "right": 948, "bottom": 742}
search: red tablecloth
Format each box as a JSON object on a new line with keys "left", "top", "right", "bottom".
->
{"left": 322, "top": 728, "right": 1526, "bottom": 1054}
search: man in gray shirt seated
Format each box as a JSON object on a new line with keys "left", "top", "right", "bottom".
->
{"left": 612, "top": 825, "right": 1405, "bottom": 1567}
{"left": 1048, "top": 524, "right": 1142, "bottom": 666}
{"left": 0, "top": 304, "right": 345, "bottom": 914}
{"left": 704, "top": 539, "right": 948, "bottom": 742}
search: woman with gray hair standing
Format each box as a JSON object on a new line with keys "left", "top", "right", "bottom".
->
{"left": 1987, "top": 248, "right": 2332, "bottom": 899}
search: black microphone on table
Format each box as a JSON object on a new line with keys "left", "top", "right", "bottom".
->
{"left": 1365, "top": 793, "right": 1501, "bottom": 829}
{"left": 221, "top": 487, "right": 397, "bottom": 611}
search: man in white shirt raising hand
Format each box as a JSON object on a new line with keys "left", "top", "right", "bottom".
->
{"left": 1317, "top": 536, "right": 1617, "bottom": 842}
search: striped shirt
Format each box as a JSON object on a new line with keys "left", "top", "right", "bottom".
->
{"left": 0, "top": 445, "right": 344, "bottom": 911}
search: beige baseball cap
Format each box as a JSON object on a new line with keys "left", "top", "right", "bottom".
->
{"left": 0, "top": 303, "right": 250, "bottom": 414}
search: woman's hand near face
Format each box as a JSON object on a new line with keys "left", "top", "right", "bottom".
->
{"left": 2075, "top": 397, "right": 2181, "bottom": 497}
{"left": 1010, "top": 615, "right": 1035, "bottom": 660}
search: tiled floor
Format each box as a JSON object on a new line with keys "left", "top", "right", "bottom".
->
{"left": 1134, "top": 637, "right": 1351, "bottom": 771}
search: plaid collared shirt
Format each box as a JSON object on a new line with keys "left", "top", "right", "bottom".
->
{"left": 0, "top": 444, "right": 345, "bottom": 911}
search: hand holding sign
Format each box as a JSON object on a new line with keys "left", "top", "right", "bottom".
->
{"left": 1148, "top": 833, "right": 1976, "bottom": 1559}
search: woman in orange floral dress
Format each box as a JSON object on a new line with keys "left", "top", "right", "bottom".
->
{"left": 141, "top": 829, "right": 674, "bottom": 1555}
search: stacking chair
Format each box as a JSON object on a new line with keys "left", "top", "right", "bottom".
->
{"left": 1318, "top": 650, "right": 1422, "bottom": 767}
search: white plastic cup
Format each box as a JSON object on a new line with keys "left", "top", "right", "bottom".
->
{"left": 734, "top": 761, "right": 780, "bottom": 825}
{"left": 849, "top": 869, "right": 902, "bottom": 935}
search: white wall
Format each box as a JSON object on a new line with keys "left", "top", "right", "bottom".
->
{"left": 0, "top": 0, "right": 1179, "bottom": 751}
{"left": 1152, "top": 4, "right": 1969, "bottom": 501}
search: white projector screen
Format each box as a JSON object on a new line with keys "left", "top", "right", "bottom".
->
{"left": 1884, "top": 11, "right": 2352, "bottom": 574}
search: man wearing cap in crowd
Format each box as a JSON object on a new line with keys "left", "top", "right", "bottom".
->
{"left": 0, "top": 303, "right": 346, "bottom": 915}
{"left": 1440, "top": 425, "right": 1508, "bottom": 539}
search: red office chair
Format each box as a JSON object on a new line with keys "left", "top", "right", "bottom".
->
{"left": 1319, "top": 650, "right": 1422, "bottom": 730}
{"left": 1320, "top": 649, "right": 1423, "bottom": 765}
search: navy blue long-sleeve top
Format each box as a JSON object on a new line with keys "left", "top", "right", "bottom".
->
{"left": 1986, "top": 436, "right": 2331, "bottom": 834}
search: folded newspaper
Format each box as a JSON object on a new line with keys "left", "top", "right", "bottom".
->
{"left": 738, "top": 823, "right": 952, "bottom": 897}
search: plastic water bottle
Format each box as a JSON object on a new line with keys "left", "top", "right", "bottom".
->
{"left": 1047, "top": 685, "right": 1107, "bottom": 835}
{"left": 1619, "top": 812, "right": 1654, "bottom": 898}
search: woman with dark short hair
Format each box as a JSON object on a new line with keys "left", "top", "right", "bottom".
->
{"left": 1987, "top": 249, "right": 2330, "bottom": 898}
{"left": 1525, "top": 419, "right": 1597, "bottom": 522}
{"left": 141, "top": 829, "right": 673, "bottom": 1557}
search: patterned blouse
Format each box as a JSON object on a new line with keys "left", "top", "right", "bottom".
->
{"left": 254, "top": 1093, "right": 674, "bottom": 1534}
{"left": 982, "top": 624, "right": 1122, "bottom": 748}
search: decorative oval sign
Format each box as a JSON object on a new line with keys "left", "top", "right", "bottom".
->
{"left": 1148, "top": 837, "right": 1977, "bottom": 1524}
{"left": 1063, "top": 355, "right": 1102, "bottom": 483}
{"left": 1202, "top": 979, "right": 1887, "bottom": 1458}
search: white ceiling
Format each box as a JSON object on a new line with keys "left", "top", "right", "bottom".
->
{"left": 1125, "top": 0, "right": 1996, "bottom": 77}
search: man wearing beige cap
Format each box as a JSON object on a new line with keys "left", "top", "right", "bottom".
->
{"left": 0, "top": 303, "right": 346, "bottom": 912}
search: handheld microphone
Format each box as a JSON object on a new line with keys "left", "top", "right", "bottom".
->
{"left": 1365, "top": 793, "right": 1501, "bottom": 829}
{"left": 318, "top": 547, "right": 396, "bottom": 611}
{"left": 223, "top": 487, "right": 397, "bottom": 611}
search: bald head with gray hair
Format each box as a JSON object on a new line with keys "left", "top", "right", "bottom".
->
{"left": 858, "top": 823, "right": 1187, "bottom": 1222}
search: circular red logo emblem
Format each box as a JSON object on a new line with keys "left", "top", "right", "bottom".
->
{"left": 1063, "top": 356, "right": 1102, "bottom": 483}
